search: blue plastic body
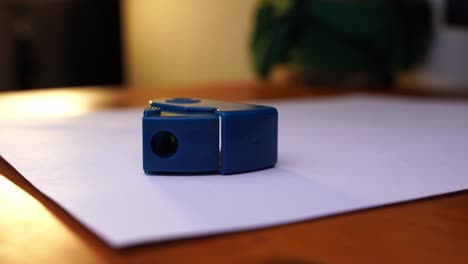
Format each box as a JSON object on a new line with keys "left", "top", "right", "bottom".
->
{"left": 142, "top": 98, "right": 278, "bottom": 175}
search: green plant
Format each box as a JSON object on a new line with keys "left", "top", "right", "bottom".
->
{"left": 251, "top": 0, "right": 433, "bottom": 85}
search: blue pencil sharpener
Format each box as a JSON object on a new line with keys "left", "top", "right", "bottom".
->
{"left": 142, "top": 98, "right": 278, "bottom": 175}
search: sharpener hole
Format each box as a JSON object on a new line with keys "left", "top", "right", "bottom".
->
{"left": 151, "top": 131, "right": 178, "bottom": 158}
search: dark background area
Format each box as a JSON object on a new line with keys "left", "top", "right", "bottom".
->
{"left": 0, "top": 0, "right": 467, "bottom": 92}
{"left": 0, "top": 0, "right": 122, "bottom": 91}
{"left": 446, "top": 0, "right": 468, "bottom": 26}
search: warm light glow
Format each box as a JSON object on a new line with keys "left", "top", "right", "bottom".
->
{"left": 0, "top": 176, "right": 39, "bottom": 210}
{"left": 0, "top": 90, "right": 92, "bottom": 118}
{"left": 0, "top": 175, "right": 65, "bottom": 255}
{"left": 0, "top": 175, "right": 98, "bottom": 263}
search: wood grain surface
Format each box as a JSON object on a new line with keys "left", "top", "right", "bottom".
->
{"left": 1, "top": 82, "right": 467, "bottom": 264}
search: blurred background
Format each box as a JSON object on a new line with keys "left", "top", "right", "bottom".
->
{"left": 0, "top": 0, "right": 467, "bottom": 93}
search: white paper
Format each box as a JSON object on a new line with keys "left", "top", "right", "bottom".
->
{"left": 1, "top": 95, "right": 468, "bottom": 247}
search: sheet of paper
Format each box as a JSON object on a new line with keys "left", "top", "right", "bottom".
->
{"left": 1, "top": 95, "right": 467, "bottom": 247}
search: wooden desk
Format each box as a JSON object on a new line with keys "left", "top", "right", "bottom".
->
{"left": 1, "top": 82, "right": 467, "bottom": 264}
